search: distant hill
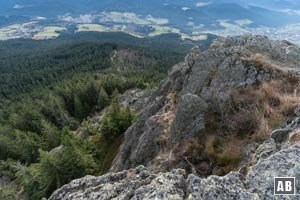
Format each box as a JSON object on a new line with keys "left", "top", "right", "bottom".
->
{"left": 1, "top": 0, "right": 300, "bottom": 43}
{"left": 0, "top": 0, "right": 298, "bottom": 27}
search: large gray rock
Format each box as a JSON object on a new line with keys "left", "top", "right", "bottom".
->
{"left": 50, "top": 144, "right": 300, "bottom": 200}
{"left": 119, "top": 89, "right": 154, "bottom": 114}
{"left": 247, "top": 144, "right": 300, "bottom": 200}
{"left": 187, "top": 172, "right": 256, "bottom": 200}
{"left": 49, "top": 166, "right": 186, "bottom": 200}
{"left": 168, "top": 94, "right": 207, "bottom": 146}
{"left": 131, "top": 169, "right": 186, "bottom": 200}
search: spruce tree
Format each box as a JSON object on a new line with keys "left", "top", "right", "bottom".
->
{"left": 97, "top": 87, "right": 109, "bottom": 110}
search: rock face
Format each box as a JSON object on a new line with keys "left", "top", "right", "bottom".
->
{"left": 111, "top": 35, "right": 300, "bottom": 172}
{"left": 50, "top": 35, "right": 300, "bottom": 199}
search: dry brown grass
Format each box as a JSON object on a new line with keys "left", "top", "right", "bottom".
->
{"left": 199, "top": 74, "right": 300, "bottom": 175}
{"left": 171, "top": 92, "right": 181, "bottom": 105}
{"left": 217, "top": 136, "right": 243, "bottom": 165}
{"left": 204, "top": 135, "right": 217, "bottom": 158}
{"left": 242, "top": 53, "right": 289, "bottom": 74}
{"left": 153, "top": 100, "right": 178, "bottom": 168}
{"left": 231, "top": 76, "right": 300, "bottom": 142}
{"left": 251, "top": 113, "right": 272, "bottom": 142}
{"left": 159, "top": 70, "right": 300, "bottom": 176}
{"left": 126, "top": 171, "right": 135, "bottom": 178}
{"left": 290, "top": 133, "right": 300, "bottom": 144}
{"left": 203, "top": 134, "right": 243, "bottom": 175}
{"left": 172, "top": 143, "right": 181, "bottom": 154}
{"left": 182, "top": 139, "right": 202, "bottom": 159}
{"left": 155, "top": 104, "right": 176, "bottom": 151}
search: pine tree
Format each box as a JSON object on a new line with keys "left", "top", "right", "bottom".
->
{"left": 100, "top": 93, "right": 136, "bottom": 142}
{"left": 16, "top": 128, "right": 97, "bottom": 199}
{"left": 74, "top": 95, "right": 85, "bottom": 120}
{"left": 40, "top": 119, "right": 60, "bottom": 150}
{"left": 120, "top": 104, "right": 136, "bottom": 132}
{"left": 85, "top": 81, "right": 99, "bottom": 108}
{"left": 97, "top": 87, "right": 109, "bottom": 110}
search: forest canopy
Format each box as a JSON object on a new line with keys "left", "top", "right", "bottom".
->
{"left": 0, "top": 32, "right": 213, "bottom": 199}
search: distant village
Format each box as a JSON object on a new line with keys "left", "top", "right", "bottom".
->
{"left": 1, "top": 14, "right": 300, "bottom": 45}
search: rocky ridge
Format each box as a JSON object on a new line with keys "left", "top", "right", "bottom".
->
{"left": 111, "top": 35, "right": 300, "bottom": 173}
{"left": 50, "top": 35, "right": 300, "bottom": 199}
{"left": 49, "top": 125, "right": 300, "bottom": 199}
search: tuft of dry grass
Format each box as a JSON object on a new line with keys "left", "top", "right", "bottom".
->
{"left": 126, "top": 171, "right": 135, "bottom": 178}
{"left": 242, "top": 53, "right": 289, "bottom": 74}
{"left": 155, "top": 103, "right": 176, "bottom": 152}
{"left": 182, "top": 139, "right": 202, "bottom": 159}
{"left": 202, "top": 134, "right": 244, "bottom": 175}
{"left": 290, "top": 133, "right": 300, "bottom": 144}
{"left": 204, "top": 135, "right": 217, "bottom": 158}
{"left": 251, "top": 112, "right": 272, "bottom": 142}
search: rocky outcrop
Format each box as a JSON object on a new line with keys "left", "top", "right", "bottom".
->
{"left": 119, "top": 89, "right": 154, "bottom": 114}
{"left": 52, "top": 111, "right": 300, "bottom": 200}
{"left": 49, "top": 135, "right": 300, "bottom": 199}
{"left": 49, "top": 166, "right": 186, "bottom": 200}
{"left": 111, "top": 35, "right": 300, "bottom": 173}
{"left": 50, "top": 35, "right": 300, "bottom": 199}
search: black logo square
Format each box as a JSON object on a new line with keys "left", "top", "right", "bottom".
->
{"left": 274, "top": 177, "right": 295, "bottom": 195}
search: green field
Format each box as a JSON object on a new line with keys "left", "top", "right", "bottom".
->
{"left": 77, "top": 24, "right": 110, "bottom": 32}
{"left": 145, "top": 15, "right": 168, "bottom": 25}
{"left": 33, "top": 26, "right": 66, "bottom": 39}
{"left": 181, "top": 34, "right": 208, "bottom": 41}
{"left": 148, "top": 25, "right": 181, "bottom": 37}
{"left": 102, "top": 12, "right": 150, "bottom": 25}
{"left": 101, "top": 12, "right": 169, "bottom": 26}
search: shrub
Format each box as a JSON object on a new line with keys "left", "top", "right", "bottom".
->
{"left": 100, "top": 94, "right": 136, "bottom": 142}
